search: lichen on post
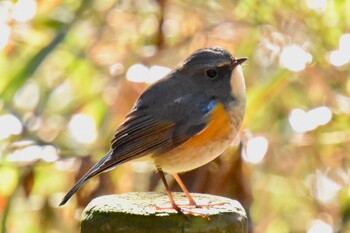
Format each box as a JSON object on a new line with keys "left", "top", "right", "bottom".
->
{"left": 81, "top": 192, "right": 248, "bottom": 233}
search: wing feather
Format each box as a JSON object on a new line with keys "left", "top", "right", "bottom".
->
{"left": 86, "top": 92, "right": 216, "bottom": 175}
{"left": 95, "top": 115, "right": 176, "bottom": 172}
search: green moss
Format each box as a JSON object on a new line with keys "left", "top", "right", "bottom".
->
{"left": 81, "top": 192, "right": 247, "bottom": 233}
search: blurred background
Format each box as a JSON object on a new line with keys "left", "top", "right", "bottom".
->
{"left": 0, "top": 0, "right": 350, "bottom": 232}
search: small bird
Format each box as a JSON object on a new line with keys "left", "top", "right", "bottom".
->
{"left": 59, "top": 46, "right": 247, "bottom": 210}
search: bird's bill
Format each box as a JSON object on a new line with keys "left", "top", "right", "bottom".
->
{"left": 232, "top": 57, "right": 248, "bottom": 67}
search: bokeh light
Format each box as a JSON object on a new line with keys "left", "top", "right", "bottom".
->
{"left": 41, "top": 145, "right": 59, "bottom": 162}
{"left": 279, "top": 44, "right": 312, "bottom": 72}
{"left": 109, "top": 63, "right": 125, "bottom": 76}
{"left": 7, "top": 144, "right": 59, "bottom": 163}
{"left": 126, "top": 64, "right": 171, "bottom": 83}
{"left": 68, "top": 114, "right": 97, "bottom": 144}
{"left": 14, "top": 82, "right": 40, "bottom": 111}
{"left": 0, "top": 114, "right": 23, "bottom": 140}
{"left": 289, "top": 106, "right": 332, "bottom": 133}
{"left": 126, "top": 64, "right": 148, "bottom": 83}
{"left": 306, "top": 0, "right": 327, "bottom": 13}
{"left": 329, "top": 50, "right": 349, "bottom": 67}
{"left": 242, "top": 136, "right": 269, "bottom": 164}
{"left": 339, "top": 34, "right": 350, "bottom": 52}
{"left": 0, "top": 1, "right": 12, "bottom": 23}
{"left": 47, "top": 80, "right": 75, "bottom": 112}
{"left": 329, "top": 33, "right": 350, "bottom": 67}
{"left": 11, "top": 0, "right": 37, "bottom": 22}
{"left": 336, "top": 94, "right": 350, "bottom": 115}
{"left": 0, "top": 23, "right": 10, "bottom": 50}
{"left": 307, "top": 219, "right": 333, "bottom": 233}
{"left": 308, "top": 170, "right": 342, "bottom": 203}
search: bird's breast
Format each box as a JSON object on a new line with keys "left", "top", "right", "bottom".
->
{"left": 153, "top": 102, "right": 243, "bottom": 173}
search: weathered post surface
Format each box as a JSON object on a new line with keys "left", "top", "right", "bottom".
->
{"left": 81, "top": 192, "right": 248, "bottom": 233}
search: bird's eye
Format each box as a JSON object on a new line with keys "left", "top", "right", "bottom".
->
{"left": 206, "top": 68, "right": 218, "bottom": 79}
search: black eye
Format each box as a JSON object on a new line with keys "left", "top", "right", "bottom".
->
{"left": 206, "top": 68, "right": 218, "bottom": 79}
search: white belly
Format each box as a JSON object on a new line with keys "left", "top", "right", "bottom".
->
{"left": 153, "top": 132, "right": 236, "bottom": 173}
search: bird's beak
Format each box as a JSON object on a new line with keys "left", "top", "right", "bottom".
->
{"left": 232, "top": 57, "right": 248, "bottom": 67}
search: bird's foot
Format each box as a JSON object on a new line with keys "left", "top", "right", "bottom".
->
{"left": 151, "top": 201, "right": 227, "bottom": 217}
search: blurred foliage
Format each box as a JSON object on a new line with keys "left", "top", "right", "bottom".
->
{"left": 0, "top": 0, "right": 350, "bottom": 232}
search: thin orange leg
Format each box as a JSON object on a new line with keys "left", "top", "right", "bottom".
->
{"left": 172, "top": 173, "right": 197, "bottom": 206}
{"left": 173, "top": 173, "right": 226, "bottom": 211}
{"left": 156, "top": 170, "right": 220, "bottom": 217}
{"left": 157, "top": 168, "right": 180, "bottom": 211}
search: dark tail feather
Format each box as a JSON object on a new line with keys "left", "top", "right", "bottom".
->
{"left": 59, "top": 150, "right": 113, "bottom": 206}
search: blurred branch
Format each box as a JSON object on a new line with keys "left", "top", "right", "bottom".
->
{"left": 155, "top": 0, "right": 166, "bottom": 49}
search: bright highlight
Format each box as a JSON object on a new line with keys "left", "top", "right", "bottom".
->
{"left": 68, "top": 114, "right": 97, "bottom": 144}
{"left": 126, "top": 64, "right": 171, "bottom": 83}
{"left": 289, "top": 106, "right": 332, "bottom": 133}
{"left": 0, "top": 114, "right": 23, "bottom": 140}
{"left": 242, "top": 136, "right": 269, "bottom": 164}
{"left": 280, "top": 44, "right": 312, "bottom": 72}
{"left": 11, "top": 0, "right": 37, "bottom": 22}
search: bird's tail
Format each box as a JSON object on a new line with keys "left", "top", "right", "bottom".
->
{"left": 59, "top": 150, "right": 112, "bottom": 206}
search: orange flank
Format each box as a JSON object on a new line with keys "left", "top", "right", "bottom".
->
{"left": 183, "top": 102, "right": 231, "bottom": 147}
{"left": 153, "top": 101, "right": 233, "bottom": 173}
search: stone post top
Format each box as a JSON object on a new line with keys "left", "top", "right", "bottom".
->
{"left": 81, "top": 192, "right": 248, "bottom": 233}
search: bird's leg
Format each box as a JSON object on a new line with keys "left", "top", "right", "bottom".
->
{"left": 155, "top": 170, "right": 220, "bottom": 217}
{"left": 173, "top": 173, "right": 226, "bottom": 211}
{"left": 172, "top": 173, "right": 197, "bottom": 206}
{"left": 156, "top": 168, "right": 181, "bottom": 212}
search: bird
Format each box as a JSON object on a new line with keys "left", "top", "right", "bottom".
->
{"left": 59, "top": 46, "right": 247, "bottom": 211}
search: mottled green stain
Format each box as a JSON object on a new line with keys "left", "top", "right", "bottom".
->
{"left": 81, "top": 192, "right": 247, "bottom": 233}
